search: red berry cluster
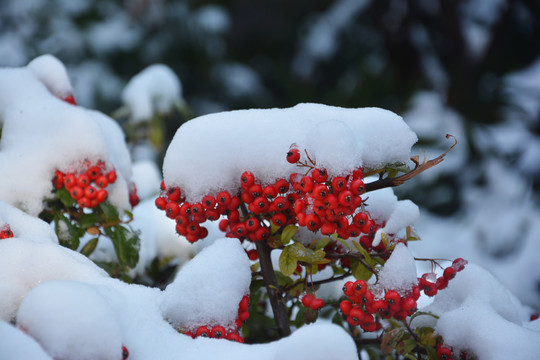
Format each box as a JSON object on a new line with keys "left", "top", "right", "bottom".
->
{"left": 339, "top": 258, "right": 468, "bottom": 332}
{"left": 417, "top": 258, "right": 468, "bottom": 297}
{"left": 184, "top": 295, "right": 250, "bottom": 343}
{"left": 52, "top": 161, "right": 117, "bottom": 209}
{"left": 437, "top": 343, "right": 453, "bottom": 360}
{"left": 301, "top": 293, "right": 325, "bottom": 311}
{"left": 340, "top": 279, "right": 417, "bottom": 332}
{"left": 156, "top": 147, "right": 385, "bottom": 249}
{"left": 0, "top": 224, "right": 14, "bottom": 239}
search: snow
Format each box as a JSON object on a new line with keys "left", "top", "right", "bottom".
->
{"left": 27, "top": 54, "right": 74, "bottom": 99}
{"left": 372, "top": 199, "right": 419, "bottom": 247}
{"left": 0, "top": 58, "right": 134, "bottom": 215}
{"left": 161, "top": 238, "right": 251, "bottom": 330}
{"left": 16, "top": 281, "right": 124, "bottom": 360}
{"left": 0, "top": 320, "right": 52, "bottom": 360}
{"left": 121, "top": 64, "right": 184, "bottom": 123}
{"left": 0, "top": 200, "right": 57, "bottom": 244}
{"left": 413, "top": 264, "right": 540, "bottom": 360}
{"left": 163, "top": 103, "right": 417, "bottom": 202}
{"left": 377, "top": 243, "right": 418, "bottom": 294}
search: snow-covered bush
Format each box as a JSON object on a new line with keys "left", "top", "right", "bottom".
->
{"left": 1, "top": 56, "right": 539, "bottom": 360}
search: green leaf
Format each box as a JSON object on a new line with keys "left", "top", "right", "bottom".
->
{"left": 295, "top": 306, "right": 306, "bottom": 328}
{"left": 409, "top": 311, "right": 439, "bottom": 323}
{"left": 54, "top": 213, "right": 82, "bottom": 250}
{"left": 314, "top": 237, "right": 331, "bottom": 250}
{"left": 100, "top": 202, "right": 119, "bottom": 222}
{"left": 279, "top": 246, "right": 298, "bottom": 276}
{"left": 78, "top": 213, "right": 102, "bottom": 229}
{"left": 335, "top": 236, "right": 350, "bottom": 250}
{"left": 425, "top": 345, "right": 439, "bottom": 360}
{"left": 350, "top": 259, "right": 373, "bottom": 281}
{"left": 57, "top": 187, "right": 76, "bottom": 207}
{"left": 275, "top": 271, "right": 294, "bottom": 286}
{"left": 105, "top": 226, "right": 140, "bottom": 268}
{"left": 352, "top": 241, "right": 378, "bottom": 267}
{"left": 280, "top": 225, "right": 298, "bottom": 245}
{"left": 80, "top": 237, "right": 99, "bottom": 257}
{"left": 396, "top": 337, "right": 417, "bottom": 355}
{"left": 406, "top": 226, "right": 421, "bottom": 241}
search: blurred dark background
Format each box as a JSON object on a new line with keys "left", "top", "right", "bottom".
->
{"left": 2, "top": 0, "right": 540, "bottom": 306}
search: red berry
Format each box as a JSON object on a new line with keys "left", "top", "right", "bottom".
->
{"left": 331, "top": 177, "right": 347, "bottom": 191}
{"left": 255, "top": 227, "right": 269, "bottom": 241}
{"left": 77, "top": 197, "right": 90, "bottom": 208}
{"left": 350, "top": 179, "right": 365, "bottom": 195}
{"left": 312, "top": 184, "right": 329, "bottom": 200}
{"left": 299, "top": 176, "right": 314, "bottom": 192}
{"left": 165, "top": 202, "right": 180, "bottom": 219}
{"left": 443, "top": 267, "right": 457, "bottom": 280}
{"left": 76, "top": 174, "right": 90, "bottom": 188}
{"left": 84, "top": 185, "right": 97, "bottom": 199}
{"left": 348, "top": 308, "right": 364, "bottom": 326}
{"left": 305, "top": 214, "right": 321, "bottom": 231}
{"left": 63, "top": 173, "right": 76, "bottom": 189}
{"left": 195, "top": 326, "right": 210, "bottom": 337}
{"left": 338, "top": 190, "right": 353, "bottom": 206}
{"left": 96, "top": 189, "right": 108, "bottom": 203}
{"left": 240, "top": 171, "right": 255, "bottom": 188}
{"left": 384, "top": 290, "right": 401, "bottom": 310}
{"left": 106, "top": 170, "right": 117, "bottom": 183}
{"left": 339, "top": 300, "right": 352, "bottom": 315}
{"left": 271, "top": 213, "right": 287, "bottom": 227}
{"left": 253, "top": 196, "right": 269, "bottom": 212}
{"left": 53, "top": 170, "right": 64, "bottom": 189}
{"left": 167, "top": 187, "right": 182, "bottom": 202}
{"left": 400, "top": 297, "right": 417, "bottom": 313}
{"left": 274, "top": 179, "right": 290, "bottom": 193}
{"left": 286, "top": 148, "right": 301, "bottom": 163}
{"left": 96, "top": 176, "right": 109, "bottom": 189}
{"left": 263, "top": 185, "right": 277, "bottom": 198}
{"left": 70, "top": 186, "right": 84, "bottom": 200}
{"left": 436, "top": 277, "right": 449, "bottom": 290}
{"left": 353, "top": 280, "right": 368, "bottom": 295}
{"left": 122, "top": 345, "right": 129, "bottom": 360}
{"left": 211, "top": 325, "right": 226, "bottom": 338}
{"left": 0, "top": 225, "right": 14, "bottom": 239}
{"left": 311, "top": 168, "right": 328, "bottom": 183}
{"left": 217, "top": 191, "right": 231, "bottom": 206}
{"left": 218, "top": 219, "right": 229, "bottom": 232}
{"left": 320, "top": 222, "right": 336, "bottom": 235}
{"left": 245, "top": 218, "right": 260, "bottom": 232}
{"left": 437, "top": 344, "right": 453, "bottom": 360}
{"left": 301, "top": 294, "right": 314, "bottom": 307}
{"left": 310, "top": 298, "right": 325, "bottom": 310}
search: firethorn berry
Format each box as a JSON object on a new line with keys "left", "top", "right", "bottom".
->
{"left": 187, "top": 223, "right": 201, "bottom": 235}
{"left": 384, "top": 290, "right": 401, "bottom": 311}
{"left": 205, "top": 209, "right": 220, "bottom": 221}
{"left": 96, "top": 189, "right": 108, "bottom": 203}
{"left": 53, "top": 170, "right": 64, "bottom": 189}
{"left": 310, "top": 298, "right": 325, "bottom": 311}
{"left": 195, "top": 326, "right": 210, "bottom": 337}
{"left": 299, "top": 176, "right": 314, "bottom": 192}
{"left": 437, "top": 344, "right": 453, "bottom": 360}
{"left": 175, "top": 216, "right": 189, "bottom": 227}
{"left": 240, "top": 171, "right": 255, "bottom": 188}
{"left": 263, "top": 185, "right": 277, "bottom": 198}
{"left": 70, "top": 186, "right": 84, "bottom": 200}
{"left": 305, "top": 214, "right": 321, "bottom": 231}
{"left": 106, "top": 169, "right": 117, "bottom": 183}
{"left": 350, "top": 179, "right": 365, "bottom": 195}
{"left": 348, "top": 308, "right": 364, "bottom": 326}
{"left": 286, "top": 148, "right": 301, "bottom": 163}
{"left": 436, "top": 277, "right": 449, "bottom": 290}
{"left": 84, "top": 186, "right": 97, "bottom": 199}
{"left": 311, "top": 168, "right": 328, "bottom": 183}
{"left": 245, "top": 218, "right": 260, "bottom": 232}
{"left": 96, "top": 176, "right": 109, "bottom": 189}
{"left": 0, "top": 225, "right": 14, "bottom": 239}
{"left": 217, "top": 191, "right": 231, "bottom": 206}
{"left": 77, "top": 197, "right": 90, "bottom": 208}
{"left": 63, "top": 173, "right": 76, "bottom": 189}
{"left": 443, "top": 267, "right": 457, "bottom": 280}
{"left": 239, "top": 295, "right": 250, "bottom": 313}
{"left": 76, "top": 174, "right": 90, "bottom": 187}
{"left": 353, "top": 280, "right": 368, "bottom": 295}
{"left": 400, "top": 297, "right": 417, "bottom": 313}
{"left": 331, "top": 176, "right": 347, "bottom": 191}
{"left": 165, "top": 202, "right": 180, "bottom": 219}
{"left": 218, "top": 219, "right": 229, "bottom": 232}
{"left": 122, "top": 345, "right": 129, "bottom": 360}
{"left": 87, "top": 166, "right": 101, "bottom": 180}
{"left": 274, "top": 178, "right": 290, "bottom": 193}
{"left": 272, "top": 213, "right": 287, "bottom": 227}
{"left": 272, "top": 196, "right": 289, "bottom": 211}
{"left": 338, "top": 190, "right": 353, "bottom": 206}
{"left": 211, "top": 325, "right": 226, "bottom": 338}
{"left": 312, "top": 184, "right": 329, "bottom": 200}
{"left": 301, "top": 294, "right": 314, "bottom": 308}
{"left": 249, "top": 184, "right": 263, "bottom": 198}
{"left": 320, "top": 222, "right": 336, "bottom": 235}
{"left": 168, "top": 187, "right": 182, "bottom": 202}
{"left": 253, "top": 196, "right": 269, "bottom": 212}
{"left": 160, "top": 181, "right": 166, "bottom": 191}
{"left": 255, "top": 227, "right": 270, "bottom": 242}
{"left": 191, "top": 203, "right": 204, "bottom": 216}
{"left": 348, "top": 225, "right": 361, "bottom": 238}
{"left": 420, "top": 280, "right": 438, "bottom": 297}
{"left": 339, "top": 300, "right": 352, "bottom": 316}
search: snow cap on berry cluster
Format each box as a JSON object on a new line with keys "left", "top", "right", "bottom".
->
{"left": 161, "top": 238, "right": 251, "bottom": 330}
{"left": 377, "top": 242, "right": 418, "bottom": 294}
{"left": 163, "top": 103, "right": 417, "bottom": 202}
{"left": 0, "top": 58, "right": 134, "bottom": 215}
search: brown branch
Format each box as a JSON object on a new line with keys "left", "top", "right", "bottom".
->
{"left": 364, "top": 134, "right": 457, "bottom": 193}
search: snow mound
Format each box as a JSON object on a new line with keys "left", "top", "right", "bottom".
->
{"left": 0, "top": 200, "right": 57, "bottom": 244}
{"left": 413, "top": 264, "right": 540, "bottom": 360}
{"left": 378, "top": 242, "right": 418, "bottom": 293}
{"left": 161, "top": 237, "right": 251, "bottom": 330}
{"left": 16, "top": 281, "right": 124, "bottom": 360}
{"left": 122, "top": 64, "right": 184, "bottom": 122}
{"left": 0, "top": 320, "right": 52, "bottom": 360}
{"left": 163, "top": 103, "right": 417, "bottom": 202}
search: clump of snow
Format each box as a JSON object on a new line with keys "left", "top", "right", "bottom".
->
{"left": 27, "top": 54, "right": 74, "bottom": 99}
{"left": 131, "top": 160, "right": 162, "bottom": 200}
{"left": 372, "top": 199, "right": 419, "bottom": 247}
{"left": 0, "top": 58, "right": 134, "bottom": 215}
{"left": 163, "top": 103, "right": 417, "bottom": 202}
{"left": 122, "top": 64, "right": 184, "bottom": 123}
{"left": 16, "top": 281, "right": 124, "bottom": 360}
{"left": 0, "top": 200, "right": 57, "bottom": 243}
{"left": 0, "top": 238, "right": 107, "bottom": 321}
{"left": 377, "top": 243, "right": 418, "bottom": 294}
{"left": 161, "top": 238, "right": 251, "bottom": 330}
{"left": 413, "top": 264, "right": 540, "bottom": 359}
{"left": 0, "top": 320, "right": 52, "bottom": 360}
